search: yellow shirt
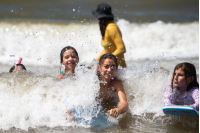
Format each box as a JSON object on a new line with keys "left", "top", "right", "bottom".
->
{"left": 97, "top": 22, "right": 127, "bottom": 68}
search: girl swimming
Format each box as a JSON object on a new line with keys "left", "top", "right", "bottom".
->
{"left": 57, "top": 46, "right": 79, "bottom": 80}
{"left": 9, "top": 64, "right": 26, "bottom": 72}
{"left": 163, "top": 62, "right": 199, "bottom": 111}
{"left": 97, "top": 53, "right": 128, "bottom": 117}
{"left": 9, "top": 57, "right": 26, "bottom": 72}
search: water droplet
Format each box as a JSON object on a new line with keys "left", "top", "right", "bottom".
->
{"left": 10, "top": 55, "right": 15, "bottom": 57}
{"left": 73, "top": 9, "right": 75, "bottom": 11}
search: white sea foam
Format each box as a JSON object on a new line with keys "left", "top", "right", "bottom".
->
{"left": 0, "top": 19, "right": 198, "bottom": 130}
{"left": 0, "top": 64, "right": 100, "bottom": 130}
{"left": 0, "top": 60, "right": 170, "bottom": 131}
{"left": 0, "top": 19, "right": 198, "bottom": 67}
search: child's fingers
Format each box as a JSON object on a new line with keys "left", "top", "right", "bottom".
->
{"left": 108, "top": 109, "right": 113, "bottom": 116}
{"left": 108, "top": 109, "right": 118, "bottom": 117}
{"left": 113, "top": 110, "right": 119, "bottom": 117}
{"left": 66, "top": 110, "right": 72, "bottom": 114}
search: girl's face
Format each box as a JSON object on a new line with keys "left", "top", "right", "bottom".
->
{"left": 98, "top": 58, "right": 117, "bottom": 81}
{"left": 13, "top": 65, "right": 24, "bottom": 72}
{"left": 62, "top": 49, "right": 78, "bottom": 71}
{"left": 173, "top": 68, "right": 192, "bottom": 90}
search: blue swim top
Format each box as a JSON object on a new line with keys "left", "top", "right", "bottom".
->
{"left": 61, "top": 71, "right": 65, "bottom": 76}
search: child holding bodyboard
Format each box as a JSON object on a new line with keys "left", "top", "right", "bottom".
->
{"left": 163, "top": 62, "right": 199, "bottom": 117}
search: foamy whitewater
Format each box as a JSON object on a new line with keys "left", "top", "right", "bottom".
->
{"left": 0, "top": 60, "right": 171, "bottom": 131}
{"left": 0, "top": 19, "right": 199, "bottom": 132}
{"left": 0, "top": 19, "right": 198, "bottom": 66}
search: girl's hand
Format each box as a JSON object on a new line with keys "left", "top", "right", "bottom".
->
{"left": 87, "top": 63, "right": 94, "bottom": 69}
{"left": 108, "top": 109, "right": 119, "bottom": 118}
{"left": 66, "top": 110, "right": 75, "bottom": 121}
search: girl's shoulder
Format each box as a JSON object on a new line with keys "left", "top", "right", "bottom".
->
{"left": 106, "top": 22, "right": 119, "bottom": 31}
{"left": 165, "top": 85, "right": 172, "bottom": 90}
{"left": 163, "top": 85, "right": 173, "bottom": 93}
{"left": 57, "top": 70, "right": 66, "bottom": 80}
{"left": 113, "top": 78, "right": 122, "bottom": 84}
{"left": 113, "top": 78, "right": 123, "bottom": 90}
{"left": 57, "top": 73, "right": 63, "bottom": 80}
{"left": 189, "top": 86, "right": 199, "bottom": 92}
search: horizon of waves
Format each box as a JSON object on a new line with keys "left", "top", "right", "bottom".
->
{"left": 0, "top": 60, "right": 198, "bottom": 132}
{"left": 0, "top": 19, "right": 198, "bottom": 67}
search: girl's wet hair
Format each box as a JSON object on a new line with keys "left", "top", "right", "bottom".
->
{"left": 171, "top": 62, "right": 199, "bottom": 91}
{"left": 60, "top": 46, "right": 79, "bottom": 63}
{"left": 97, "top": 53, "right": 118, "bottom": 80}
{"left": 59, "top": 46, "right": 79, "bottom": 73}
{"left": 99, "top": 53, "right": 118, "bottom": 69}
{"left": 98, "top": 17, "right": 114, "bottom": 39}
{"left": 9, "top": 64, "right": 26, "bottom": 73}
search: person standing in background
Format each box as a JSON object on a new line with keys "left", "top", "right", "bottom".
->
{"left": 92, "top": 3, "right": 127, "bottom": 68}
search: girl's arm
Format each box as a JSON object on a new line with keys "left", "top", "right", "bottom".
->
{"left": 57, "top": 74, "right": 63, "bottom": 80}
{"left": 108, "top": 80, "right": 128, "bottom": 117}
{"left": 190, "top": 88, "right": 199, "bottom": 111}
{"left": 163, "top": 85, "right": 173, "bottom": 105}
{"left": 109, "top": 25, "right": 126, "bottom": 57}
{"left": 57, "top": 69, "right": 67, "bottom": 80}
{"left": 96, "top": 49, "right": 107, "bottom": 61}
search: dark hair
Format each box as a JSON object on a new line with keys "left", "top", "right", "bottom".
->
{"left": 9, "top": 64, "right": 27, "bottom": 73}
{"left": 171, "top": 62, "right": 199, "bottom": 91}
{"left": 97, "top": 53, "right": 118, "bottom": 80}
{"left": 60, "top": 46, "right": 79, "bottom": 73}
{"left": 98, "top": 17, "right": 114, "bottom": 39}
{"left": 99, "top": 53, "right": 118, "bottom": 69}
{"left": 60, "top": 46, "right": 79, "bottom": 63}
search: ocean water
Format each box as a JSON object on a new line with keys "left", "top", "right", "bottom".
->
{"left": 0, "top": 20, "right": 198, "bottom": 68}
{"left": 0, "top": 0, "right": 198, "bottom": 23}
{"left": 0, "top": 0, "right": 199, "bottom": 132}
{"left": 0, "top": 60, "right": 199, "bottom": 133}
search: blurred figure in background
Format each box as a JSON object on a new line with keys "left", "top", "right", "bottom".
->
{"left": 92, "top": 3, "right": 127, "bottom": 68}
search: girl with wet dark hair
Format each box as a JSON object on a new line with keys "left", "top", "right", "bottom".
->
{"left": 163, "top": 62, "right": 199, "bottom": 111}
{"left": 57, "top": 46, "right": 79, "bottom": 80}
{"left": 9, "top": 64, "right": 26, "bottom": 73}
{"left": 9, "top": 57, "right": 26, "bottom": 72}
{"left": 97, "top": 53, "right": 128, "bottom": 118}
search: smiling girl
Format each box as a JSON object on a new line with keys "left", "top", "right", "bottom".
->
{"left": 163, "top": 62, "right": 199, "bottom": 111}
{"left": 57, "top": 46, "right": 79, "bottom": 80}
{"left": 97, "top": 53, "right": 128, "bottom": 117}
